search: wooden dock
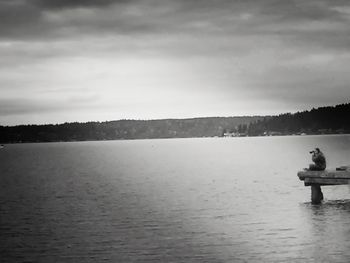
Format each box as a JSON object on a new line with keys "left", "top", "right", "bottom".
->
{"left": 297, "top": 166, "right": 350, "bottom": 204}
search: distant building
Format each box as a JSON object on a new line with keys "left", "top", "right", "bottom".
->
{"left": 263, "top": 131, "right": 283, "bottom": 136}
{"left": 223, "top": 132, "right": 238, "bottom": 137}
{"left": 223, "top": 132, "right": 247, "bottom": 137}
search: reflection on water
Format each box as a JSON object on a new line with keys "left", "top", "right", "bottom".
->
{"left": 300, "top": 199, "right": 350, "bottom": 262}
{"left": 0, "top": 135, "right": 350, "bottom": 262}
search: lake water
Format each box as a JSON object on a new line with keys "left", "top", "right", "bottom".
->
{"left": 1, "top": 135, "right": 350, "bottom": 262}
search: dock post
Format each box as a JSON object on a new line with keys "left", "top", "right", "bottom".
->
{"left": 311, "top": 184, "right": 323, "bottom": 204}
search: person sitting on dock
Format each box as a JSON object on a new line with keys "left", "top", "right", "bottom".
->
{"left": 309, "top": 148, "right": 326, "bottom": 171}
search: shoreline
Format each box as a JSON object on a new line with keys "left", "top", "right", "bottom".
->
{"left": 1, "top": 133, "right": 349, "bottom": 145}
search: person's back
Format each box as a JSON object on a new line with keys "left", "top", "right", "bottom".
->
{"left": 309, "top": 148, "right": 326, "bottom": 171}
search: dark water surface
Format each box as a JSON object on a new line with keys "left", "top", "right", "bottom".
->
{"left": 1, "top": 135, "right": 350, "bottom": 262}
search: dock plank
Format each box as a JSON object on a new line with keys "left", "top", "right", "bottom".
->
{"left": 304, "top": 177, "right": 350, "bottom": 186}
{"left": 297, "top": 170, "right": 350, "bottom": 180}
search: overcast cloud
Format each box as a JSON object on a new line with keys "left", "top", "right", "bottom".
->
{"left": 1, "top": 0, "right": 350, "bottom": 125}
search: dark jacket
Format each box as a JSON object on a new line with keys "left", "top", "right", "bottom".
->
{"left": 312, "top": 151, "right": 326, "bottom": 170}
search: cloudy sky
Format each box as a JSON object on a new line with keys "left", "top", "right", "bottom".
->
{"left": 1, "top": 0, "right": 350, "bottom": 125}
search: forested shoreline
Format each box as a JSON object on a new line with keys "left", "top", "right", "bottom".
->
{"left": 1, "top": 103, "right": 349, "bottom": 143}
{"left": 0, "top": 116, "right": 261, "bottom": 143}
{"left": 246, "top": 103, "right": 350, "bottom": 136}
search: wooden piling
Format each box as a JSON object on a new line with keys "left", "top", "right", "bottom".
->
{"left": 311, "top": 184, "right": 323, "bottom": 204}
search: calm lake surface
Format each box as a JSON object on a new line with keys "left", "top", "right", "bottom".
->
{"left": 1, "top": 135, "right": 350, "bottom": 262}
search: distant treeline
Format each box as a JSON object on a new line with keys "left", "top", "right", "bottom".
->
{"left": 1, "top": 103, "right": 349, "bottom": 143}
{"left": 246, "top": 103, "right": 350, "bottom": 136}
{"left": 0, "top": 116, "right": 262, "bottom": 143}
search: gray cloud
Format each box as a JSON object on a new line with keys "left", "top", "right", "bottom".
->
{"left": 0, "top": 0, "right": 133, "bottom": 39}
{"left": 1, "top": 0, "right": 350, "bottom": 124}
{"left": 0, "top": 0, "right": 349, "bottom": 39}
{"left": 1, "top": 0, "right": 350, "bottom": 64}
{"left": 0, "top": 0, "right": 349, "bottom": 58}
{"left": 0, "top": 98, "right": 61, "bottom": 115}
{"left": 31, "top": 0, "right": 120, "bottom": 9}
{"left": 0, "top": 1, "right": 43, "bottom": 38}
{"left": 0, "top": 94, "right": 100, "bottom": 116}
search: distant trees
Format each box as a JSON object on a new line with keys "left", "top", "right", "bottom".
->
{"left": 0, "top": 116, "right": 261, "bottom": 143}
{"left": 237, "top": 124, "right": 248, "bottom": 133}
{"left": 246, "top": 103, "right": 350, "bottom": 136}
{"left": 2, "top": 103, "right": 349, "bottom": 143}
